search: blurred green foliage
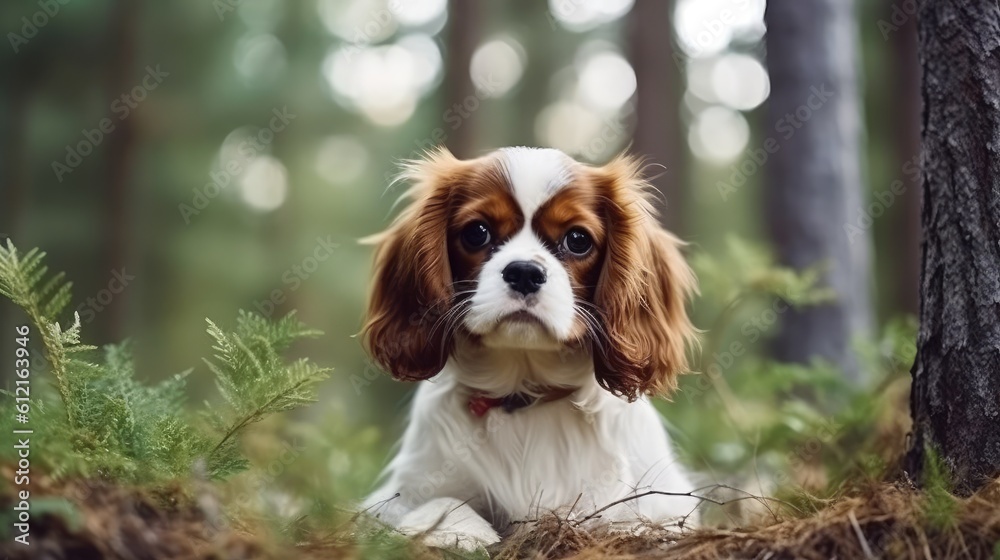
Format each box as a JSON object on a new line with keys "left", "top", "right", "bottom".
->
{"left": 662, "top": 239, "right": 916, "bottom": 514}
{"left": 0, "top": 242, "right": 329, "bottom": 483}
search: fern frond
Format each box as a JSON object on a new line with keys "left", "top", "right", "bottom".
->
{"left": 691, "top": 236, "right": 836, "bottom": 307}
{"left": 203, "top": 311, "right": 330, "bottom": 478}
{"left": 0, "top": 241, "right": 74, "bottom": 323}
{"left": 0, "top": 242, "right": 96, "bottom": 427}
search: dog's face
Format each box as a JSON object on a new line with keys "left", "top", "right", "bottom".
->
{"left": 362, "top": 147, "right": 697, "bottom": 400}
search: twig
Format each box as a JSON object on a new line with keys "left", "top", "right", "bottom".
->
{"left": 574, "top": 490, "right": 726, "bottom": 526}
{"left": 351, "top": 492, "right": 401, "bottom": 522}
{"left": 848, "top": 509, "right": 875, "bottom": 559}
{"left": 688, "top": 483, "right": 806, "bottom": 515}
{"left": 328, "top": 493, "right": 403, "bottom": 538}
{"left": 509, "top": 484, "right": 799, "bottom": 529}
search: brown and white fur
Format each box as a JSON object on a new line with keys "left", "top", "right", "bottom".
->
{"left": 361, "top": 147, "right": 700, "bottom": 550}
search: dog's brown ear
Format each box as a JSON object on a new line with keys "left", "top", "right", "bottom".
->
{"left": 591, "top": 155, "right": 699, "bottom": 400}
{"left": 361, "top": 149, "right": 461, "bottom": 381}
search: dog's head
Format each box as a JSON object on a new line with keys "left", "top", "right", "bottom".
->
{"left": 362, "top": 147, "right": 697, "bottom": 400}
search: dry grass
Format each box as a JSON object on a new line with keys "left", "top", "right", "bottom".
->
{"left": 8, "top": 465, "right": 1000, "bottom": 559}
{"left": 489, "top": 479, "right": 1000, "bottom": 559}
{"left": 0, "top": 467, "right": 273, "bottom": 560}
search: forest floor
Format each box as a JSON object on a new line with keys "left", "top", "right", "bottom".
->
{"left": 7, "top": 467, "right": 1000, "bottom": 560}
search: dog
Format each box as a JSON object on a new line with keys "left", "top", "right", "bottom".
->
{"left": 360, "top": 146, "right": 700, "bottom": 550}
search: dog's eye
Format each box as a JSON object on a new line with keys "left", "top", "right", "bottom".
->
{"left": 461, "top": 221, "right": 492, "bottom": 250}
{"left": 561, "top": 228, "right": 593, "bottom": 256}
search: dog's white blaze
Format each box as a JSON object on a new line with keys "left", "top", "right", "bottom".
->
{"left": 497, "top": 147, "right": 575, "bottom": 220}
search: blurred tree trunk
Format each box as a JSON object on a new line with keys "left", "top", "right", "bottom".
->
{"left": 763, "top": 0, "right": 873, "bottom": 381}
{"left": 628, "top": 0, "right": 685, "bottom": 232}
{"left": 906, "top": 0, "right": 1000, "bottom": 496}
{"left": 0, "top": 55, "right": 31, "bottom": 388}
{"left": 100, "top": 0, "right": 138, "bottom": 342}
{"left": 443, "top": 0, "right": 481, "bottom": 158}
{"left": 0, "top": 82, "right": 27, "bottom": 243}
{"left": 888, "top": 0, "right": 921, "bottom": 317}
{"left": 506, "top": 0, "right": 560, "bottom": 150}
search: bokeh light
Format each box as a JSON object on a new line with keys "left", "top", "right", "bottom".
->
{"left": 396, "top": 33, "right": 444, "bottom": 94}
{"left": 576, "top": 50, "right": 636, "bottom": 110}
{"left": 470, "top": 37, "right": 525, "bottom": 98}
{"left": 712, "top": 53, "right": 769, "bottom": 110}
{"left": 240, "top": 156, "right": 289, "bottom": 212}
{"left": 233, "top": 33, "right": 287, "bottom": 84}
{"left": 548, "top": 0, "right": 635, "bottom": 32}
{"left": 535, "top": 100, "right": 606, "bottom": 159}
{"left": 392, "top": 0, "right": 447, "bottom": 27}
{"left": 317, "top": 0, "right": 398, "bottom": 43}
{"left": 315, "top": 136, "right": 371, "bottom": 187}
{"left": 688, "top": 105, "right": 750, "bottom": 163}
{"left": 322, "top": 38, "right": 442, "bottom": 126}
{"left": 674, "top": 0, "right": 766, "bottom": 58}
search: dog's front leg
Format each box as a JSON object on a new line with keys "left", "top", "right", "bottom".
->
{"left": 399, "top": 497, "right": 501, "bottom": 552}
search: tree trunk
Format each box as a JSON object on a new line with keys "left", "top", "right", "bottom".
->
{"left": 888, "top": 0, "right": 922, "bottom": 317}
{"left": 763, "top": 0, "right": 873, "bottom": 381}
{"left": 443, "top": 0, "right": 480, "bottom": 158}
{"left": 628, "top": 0, "right": 685, "bottom": 232}
{"left": 906, "top": 0, "right": 1000, "bottom": 496}
{"left": 100, "top": 0, "right": 138, "bottom": 343}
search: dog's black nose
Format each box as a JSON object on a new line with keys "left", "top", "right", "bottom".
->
{"left": 502, "top": 261, "right": 547, "bottom": 295}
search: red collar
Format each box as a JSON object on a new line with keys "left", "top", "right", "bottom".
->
{"left": 467, "top": 387, "right": 576, "bottom": 417}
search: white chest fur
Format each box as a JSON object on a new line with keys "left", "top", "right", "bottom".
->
{"left": 367, "top": 367, "right": 699, "bottom": 531}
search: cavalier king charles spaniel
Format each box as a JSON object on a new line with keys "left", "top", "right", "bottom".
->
{"left": 361, "top": 147, "right": 699, "bottom": 550}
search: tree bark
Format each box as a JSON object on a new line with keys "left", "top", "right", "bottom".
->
{"left": 763, "top": 0, "right": 873, "bottom": 381}
{"left": 906, "top": 0, "right": 1000, "bottom": 496}
{"left": 628, "top": 0, "right": 685, "bottom": 232}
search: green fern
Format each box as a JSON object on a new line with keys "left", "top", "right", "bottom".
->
{"left": 0, "top": 241, "right": 332, "bottom": 483}
{"left": 691, "top": 236, "right": 836, "bottom": 308}
{"left": 203, "top": 311, "right": 330, "bottom": 478}
{"left": 0, "top": 241, "right": 95, "bottom": 427}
